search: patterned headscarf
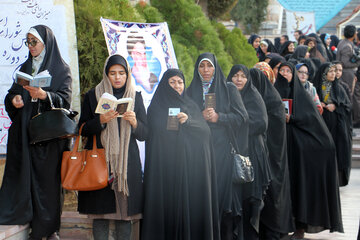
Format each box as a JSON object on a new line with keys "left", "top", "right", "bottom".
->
{"left": 321, "top": 63, "right": 335, "bottom": 104}
{"left": 198, "top": 58, "right": 215, "bottom": 100}
{"left": 254, "top": 62, "right": 276, "bottom": 84}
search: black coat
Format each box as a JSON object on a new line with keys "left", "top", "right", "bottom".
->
{"left": 275, "top": 62, "right": 343, "bottom": 233}
{"left": 0, "top": 25, "right": 72, "bottom": 239}
{"left": 77, "top": 89, "right": 147, "bottom": 216}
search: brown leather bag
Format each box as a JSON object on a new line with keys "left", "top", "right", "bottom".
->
{"left": 61, "top": 124, "right": 108, "bottom": 191}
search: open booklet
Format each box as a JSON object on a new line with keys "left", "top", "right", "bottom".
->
{"left": 95, "top": 92, "right": 133, "bottom": 117}
{"left": 15, "top": 70, "right": 52, "bottom": 88}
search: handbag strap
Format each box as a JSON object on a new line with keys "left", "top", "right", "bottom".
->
{"left": 35, "top": 92, "right": 55, "bottom": 115}
{"left": 46, "top": 91, "right": 56, "bottom": 109}
{"left": 92, "top": 134, "right": 98, "bottom": 150}
{"left": 70, "top": 123, "right": 84, "bottom": 153}
{"left": 226, "top": 126, "right": 240, "bottom": 153}
{"left": 71, "top": 123, "right": 99, "bottom": 152}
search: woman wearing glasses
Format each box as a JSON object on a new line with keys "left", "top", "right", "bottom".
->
{"left": 295, "top": 63, "right": 323, "bottom": 114}
{"left": 0, "top": 25, "right": 73, "bottom": 240}
{"left": 274, "top": 62, "right": 343, "bottom": 239}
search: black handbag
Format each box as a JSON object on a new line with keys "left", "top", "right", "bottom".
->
{"left": 29, "top": 92, "right": 78, "bottom": 144}
{"left": 231, "top": 145, "right": 254, "bottom": 184}
{"left": 227, "top": 127, "right": 254, "bottom": 184}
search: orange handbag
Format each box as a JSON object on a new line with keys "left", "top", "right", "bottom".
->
{"left": 61, "top": 124, "right": 108, "bottom": 191}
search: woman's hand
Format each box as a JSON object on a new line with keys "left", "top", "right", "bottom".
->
{"left": 321, "top": 102, "right": 326, "bottom": 108}
{"left": 202, "top": 108, "right": 218, "bottom": 123}
{"left": 12, "top": 95, "right": 24, "bottom": 108}
{"left": 23, "top": 86, "right": 47, "bottom": 100}
{"left": 100, "top": 110, "right": 119, "bottom": 124}
{"left": 326, "top": 103, "right": 336, "bottom": 112}
{"left": 177, "top": 112, "right": 188, "bottom": 124}
{"left": 123, "top": 111, "right": 137, "bottom": 129}
{"left": 285, "top": 114, "right": 290, "bottom": 123}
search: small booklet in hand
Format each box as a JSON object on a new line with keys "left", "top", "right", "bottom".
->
{"left": 95, "top": 92, "right": 133, "bottom": 117}
{"left": 205, "top": 93, "right": 216, "bottom": 109}
{"left": 167, "top": 108, "right": 180, "bottom": 131}
{"left": 282, "top": 99, "right": 293, "bottom": 115}
{"left": 15, "top": 70, "right": 52, "bottom": 88}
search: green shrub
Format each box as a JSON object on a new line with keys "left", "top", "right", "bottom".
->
{"left": 74, "top": 0, "right": 256, "bottom": 93}
{"left": 230, "top": 0, "right": 268, "bottom": 34}
{"left": 214, "top": 22, "right": 258, "bottom": 71}
{"left": 150, "top": 0, "right": 233, "bottom": 81}
{"left": 208, "top": 0, "right": 237, "bottom": 19}
{"left": 135, "top": 2, "right": 164, "bottom": 23}
{"left": 74, "top": 0, "right": 144, "bottom": 96}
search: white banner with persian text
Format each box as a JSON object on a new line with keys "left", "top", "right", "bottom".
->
{"left": 286, "top": 10, "right": 316, "bottom": 41}
{"left": 0, "top": 0, "right": 80, "bottom": 154}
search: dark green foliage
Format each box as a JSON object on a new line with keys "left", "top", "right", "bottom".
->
{"left": 230, "top": 0, "right": 268, "bottom": 34}
{"left": 215, "top": 22, "right": 258, "bottom": 70}
{"left": 171, "top": 38, "right": 194, "bottom": 87}
{"left": 150, "top": 0, "right": 233, "bottom": 80}
{"left": 135, "top": 2, "right": 164, "bottom": 23}
{"left": 74, "top": 0, "right": 257, "bottom": 93}
{"left": 208, "top": 0, "right": 237, "bottom": 19}
{"left": 74, "top": 0, "right": 144, "bottom": 95}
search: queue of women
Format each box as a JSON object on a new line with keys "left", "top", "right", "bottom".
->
{"left": 0, "top": 23, "right": 351, "bottom": 240}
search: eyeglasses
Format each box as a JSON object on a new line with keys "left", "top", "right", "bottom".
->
{"left": 279, "top": 69, "right": 292, "bottom": 74}
{"left": 298, "top": 71, "right": 309, "bottom": 75}
{"left": 25, "top": 39, "right": 40, "bottom": 47}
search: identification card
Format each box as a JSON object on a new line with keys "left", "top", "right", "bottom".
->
{"left": 167, "top": 108, "right": 180, "bottom": 130}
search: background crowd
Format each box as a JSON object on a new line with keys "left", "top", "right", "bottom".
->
{"left": 1, "top": 23, "right": 360, "bottom": 240}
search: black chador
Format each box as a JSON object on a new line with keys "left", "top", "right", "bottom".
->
{"left": 250, "top": 68, "right": 294, "bottom": 238}
{"left": 187, "top": 53, "right": 249, "bottom": 239}
{"left": 142, "top": 69, "right": 220, "bottom": 240}
{"left": 0, "top": 25, "right": 72, "bottom": 238}
{"left": 274, "top": 62, "right": 343, "bottom": 233}
{"left": 313, "top": 62, "right": 352, "bottom": 187}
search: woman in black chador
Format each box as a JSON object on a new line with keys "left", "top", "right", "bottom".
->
{"left": 77, "top": 54, "right": 147, "bottom": 240}
{"left": 250, "top": 68, "right": 294, "bottom": 239}
{"left": 274, "top": 62, "right": 343, "bottom": 239}
{"left": 142, "top": 68, "right": 220, "bottom": 240}
{"left": 313, "top": 62, "right": 352, "bottom": 187}
{"left": 227, "top": 65, "right": 271, "bottom": 240}
{"left": 0, "top": 25, "right": 72, "bottom": 239}
{"left": 187, "top": 53, "right": 249, "bottom": 240}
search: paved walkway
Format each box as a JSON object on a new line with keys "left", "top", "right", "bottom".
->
{"left": 283, "top": 168, "right": 360, "bottom": 240}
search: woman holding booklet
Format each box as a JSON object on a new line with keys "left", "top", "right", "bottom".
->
{"left": 187, "top": 53, "right": 249, "bottom": 240}
{"left": 0, "top": 25, "right": 73, "bottom": 239}
{"left": 142, "top": 68, "right": 220, "bottom": 239}
{"left": 274, "top": 62, "right": 343, "bottom": 239}
{"left": 77, "top": 54, "right": 147, "bottom": 240}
